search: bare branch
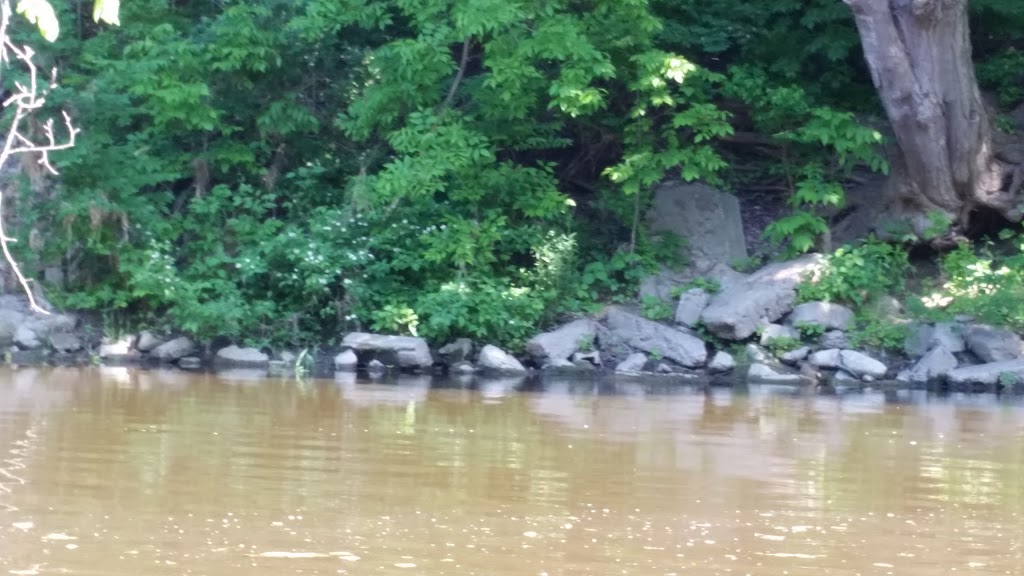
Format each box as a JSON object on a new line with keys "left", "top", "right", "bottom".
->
{"left": 0, "top": 1, "right": 83, "bottom": 314}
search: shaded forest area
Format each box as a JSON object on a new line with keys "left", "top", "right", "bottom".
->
{"left": 6, "top": 0, "right": 1024, "bottom": 349}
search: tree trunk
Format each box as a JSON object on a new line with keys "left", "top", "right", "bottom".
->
{"left": 844, "top": 0, "right": 1020, "bottom": 235}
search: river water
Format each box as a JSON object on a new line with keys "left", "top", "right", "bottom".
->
{"left": 1, "top": 367, "right": 1024, "bottom": 575}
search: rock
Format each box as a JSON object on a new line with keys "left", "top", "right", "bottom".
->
{"left": 780, "top": 346, "right": 810, "bottom": 365}
{"left": 932, "top": 322, "right": 966, "bottom": 353}
{"left": 178, "top": 356, "right": 202, "bottom": 370}
{"left": 708, "top": 351, "right": 736, "bottom": 374}
{"left": 648, "top": 181, "right": 748, "bottom": 272}
{"left": 833, "top": 370, "right": 859, "bottom": 382}
{"left": 136, "top": 331, "right": 164, "bottom": 352}
{"left": 571, "top": 350, "right": 601, "bottom": 366}
{"left": 759, "top": 324, "right": 799, "bottom": 347}
{"left": 477, "top": 345, "right": 527, "bottom": 374}
{"left": 903, "top": 346, "right": 959, "bottom": 383}
{"left": 572, "top": 360, "right": 597, "bottom": 372}
{"left": 947, "top": 360, "right": 1024, "bottom": 387}
{"left": 49, "top": 333, "right": 82, "bottom": 353}
{"left": 215, "top": 345, "right": 269, "bottom": 366}
{"left": 787, "top": 301, "right": 855, "bottom": 331}
{"left": 150, "top": 337, "right": 197, "bottom": 362}
{"left": 700, "top": 254, "right": 823, "bottom": 340}
{"left": 820, "top": 330, "right": 850, "bottom": 349}
{"left": 808, "top": 348, "right": 842, "bottom": 369}
{"left": 615, "top": 353, "right": 648, "bottom": 374}
{"left": 278, "top": 351, "right": 298, "bottom": 364}
{"left": 341, "top": 332, "right": 434, "bottom": 369}
{"left": 905, "top": 322, "right": 966, "bottom": 357}
{"left": 525, "top": 319, "right": 597, "bottom": 364}
{"left": 965, "top": 325, "right": 1024, "bottom": 363}
{"left": 267, "top": 360, "right": 290, "bottom": 377}
{"left": 367, "top": 359, "right": 387, "bottom": 372}
{"left": 99, "top": 336, "right": 136, "bottom": 359}
{"left": 745, "top": 343, "right": 769, "bottom": 363}
{"left": 839, "top": 350, "right": 887, "bottom": 379}
{"left": 604, "top": 307, "right": 707, "bottom": 368}
{"left": 14, "top": 326, "right": 40, "bottom": 349}
{"left": 450, "top": 361, "right": 477, "bottom": 374}
{"left": 438, "top": 338, "right": 473, "bottom": 364}
{"left": 333, "top": 349, "right": 358, "bottom": 371}
{"left": 747, "top": 363, "right": 802, "bottom": 384}
{"left": 541, "top": 358, "right": 577, "bottom": 374}
{"left": 641, "top": 263, "right": 747, "bottom": 303}
{"left": 674, "top": 288, "right": 710, "bottom": 328}
{"left": 655, "top": 362, "right": 676, "bottom": 374}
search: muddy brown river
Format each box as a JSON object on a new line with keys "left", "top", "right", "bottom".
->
{"left": 1, "top": 367, "right": 1024, "bottom": 575}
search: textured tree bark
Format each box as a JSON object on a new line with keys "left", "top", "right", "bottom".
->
{"left": 844, "top": 0, "right": 1019, "bottom": 234}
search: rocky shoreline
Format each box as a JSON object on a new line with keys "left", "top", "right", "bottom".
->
{"left": 4, "top": 250, "right": 1024, "bottom": 394}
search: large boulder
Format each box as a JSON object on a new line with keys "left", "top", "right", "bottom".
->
{"left": 333, "top": 349, "right": 358, "bottom": 371}
{"left": 525, "top": 319, "right": 597, "bottom": 364}
{"left": 603, "top": 307, "right": 707, "bottom": 368}
{"left": 615, "top": 352, "right": 648, "bottom": 374}
{"left": 746, "top": 363, "right": 802, "bottom": 384}
{"left": 215, "top": 345, "right": 269, "bottom": 366}
{"left": 477, "top": 345, "right": 527, "bottom": 374}
{"left": 905, "top": 322, "right": 967, "bottom": 357}
{"left": 151, "top": 337, "right": 197, "bottom": 362}
{"left": 438, "top": 338, "right": 473, "bottom": 365}
{"left": 900, "top": 346, "right": 959, "bottom": 384}
{"left": 341, "top": 333, "right": 434, "bottom": 369}
{"left": 947, "top": 360, "right": 1024, "bottom": 387}
{"left": 700, "top": 254, "right": 824, "bottom": 340}
{"left": 648, "top": 181, "right": 748, "bottom": 273}
{"left": 759, "top": 324, "right": 799, "bottom": 347}
{"left": 839, "top": 350, "right": 887, "bottom": 380}
{"left": 786, "top": 301, "right": 855, "bottom": 331}
{"left": 965, "top": 325, "right": 1024, "bottom": 363}
{"left": 674, "top": 288, "right": 710, "bottom": 328}
{"left": 708, "top": 351, "right": 736, "bottom": 374}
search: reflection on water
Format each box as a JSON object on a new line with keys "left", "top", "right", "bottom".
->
{"left": 2, "top": 367, "right": 1024, "bottom": 574}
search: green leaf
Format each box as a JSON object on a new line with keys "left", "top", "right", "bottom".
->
{"left": 93, "top": 0, "right": 120, "bottom": 25}
{"left": 16, "top": 0, "right": 59, "bottom": 41}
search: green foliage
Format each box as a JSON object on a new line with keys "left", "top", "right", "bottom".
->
{"left": 763, "top": 336, "right": 800, "bottom": 355}
{"left": 847, "top": 314, "right": 908, "bottom": 352}
{"left": 915, "top": 234, "right": 1024, "bottom": 332}
{"left": 798, "top": 239, "right": 910, "bottom": 307}
{"left": 640, "top": 295, "right": 673, "bottom": 321}
{"left": 794, "top": 321, "right": 826, "bottom": 340}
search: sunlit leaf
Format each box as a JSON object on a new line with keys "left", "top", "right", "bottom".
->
{"left": 93, "top": 0, "right": 120, "bottom": 25}
{"left": 16, "top": 0, "right": 59, "bottom": 41}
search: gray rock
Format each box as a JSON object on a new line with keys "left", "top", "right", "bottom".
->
{"left": 759, "top": 324, "right": 799, "bottom": 347}
{"left": 477, "top": 344, "right": 527, "bottom": 374}
{"left": 700, "top": 254, "right": 824, "bottom": 340}
{"left": 641, "top": 263, "right": 747, "bottom": 303}
{"left": 341, "top": 332, "right": 434, "bottom": 369}
{"left": 367, "top": 359, "right": 387, "bottom": 372}
{"left": 604, "top": 307, "right": 707, "bottom": 368}
{"left": 438, "top": 338, "right": 473, "bottom": 364}
{"left": 14, "top": 325, "right": 40, "bottom": 349}
{"left": 905, "top": 322, "right": 966, "bottom": 357}
{"left": 787, "top": 301, "right": 855, "bottom": 331}
{"left": 525, "top": 319, "right": 596, "bottom": 364}
{"left": 136, "top": 331, "right": 164, "bottom": 352}
{"left": 572, "top": 360, "right": 597, "bottom": 372}
{"left": 49, "top": 333, "right": 82, "bottom": 353}
{"left": 541, "top": 358, "right": 576, "bottom": 373}
{"left": 833, "top": 370, "right": 859, "bottom": 382}
{"left": 708, "top": 351, "right": 736, "bottom": 374}
{"left": 150, "top": 337, "right": 197, "bottom": 362}
{"left": 450, "top": 361, "right": 477, "bottom": 374}
{"left": 655, "top": 362, "right": 676, "bottom": 374}
{"left": 278, "top": 351, "right": 298, "bottom": 364}
{"left": 965, "top": 325, "right": 1024, "bottom": 363}
{"left": 99, "top": 336, "right": 136, "bottom": 359}
{"left": 216, "top": 345, "right": 269, "bottom": 366}
{"left": 932, "top": 322, "right": 966, "bottom": 353}
{"left": 747, "top": 363, "right": 802, "bottom": 384}
{"left": 808, "top": 348, "right": 842, "bottom": 369}
{"left": 615, "top": 352, "right": 648, "bottom": 374}
{"left": 820, "top": 330, "right": 850, "bottom": 349}
{"left": 947, "top": 360, "right": 1024, "bottom": 387}
{"left": 178, "top": 356, "right": 202, "bottom": 370}
{"left": 745, "top": 343, "right": 769, "bottom": 363}
{"left": 903, "top": 346, "right": 959, "bottom": 383}
{"left": 571, "top": 350, "right": 601, "bottom": 366}
{"left": 780, "top": 346, "right": 811, "bottom": 365}
{"left": 333, "top": 349, "right": 358, "bottom": 371}
{"left": 648, "top": 181, "right": 748, "bottom": 272}
{"left": 675, "top": 288, "right": 710, "bottom": 328}
{"left": 839, "top": 350, "right": 887, "bottom": 379}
